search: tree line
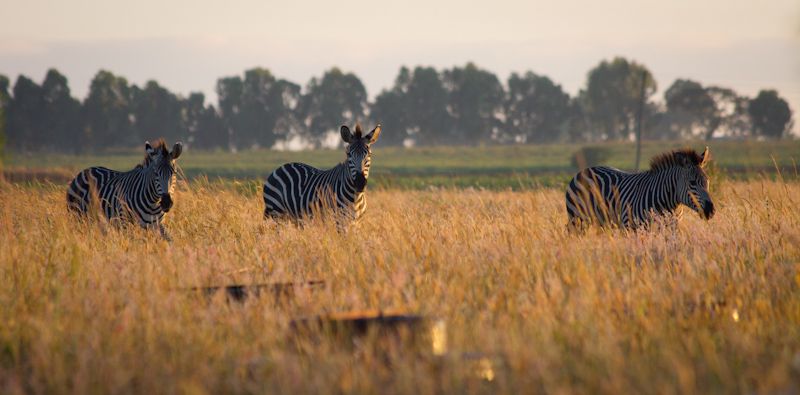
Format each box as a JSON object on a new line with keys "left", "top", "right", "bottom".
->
{"left": 0, "top": 57, "right": 793, "bottom": 154}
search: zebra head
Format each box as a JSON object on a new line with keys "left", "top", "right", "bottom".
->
{"left": 341, "top": 124, "right": 381, "bottom": 191}
{"left": 675, "top": 147, "right": 714, "bottom": 220}
{"left": 144, "top": 140, "right": 182, "bottom": 213}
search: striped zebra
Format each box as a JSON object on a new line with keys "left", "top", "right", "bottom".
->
{"left": 263, "top": 123, "right": 380, "bottom": 223}
{"left": 66, "top": 140, "right": 182, "bottom": 234}
{"left": 565, "top": 147, "right": 715, "bottom": 230}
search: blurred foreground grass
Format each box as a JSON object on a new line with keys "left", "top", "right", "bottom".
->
{"left": 1, "top": 172, "right": 799, "bottom": 393}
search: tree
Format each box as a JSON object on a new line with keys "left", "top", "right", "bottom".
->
{"left": 41, "top": 69, "right": 83, "bottom": 153}
{"left": 239, "top": 68, "right": 301, "bottom": 149}
{"left": 664, "top": 79, "right": 750, "bottom": 140}
{"left": 370, "top": 68, "right": 411, "bottom": 147}
{"left": 0, "top": 75, "right": 10, "bottom": 160}
{"left": 504, "top": 72, "right": 572, "bottom": 143}
{"left": 5, "top": 75, "right": 44, "bottom": 152}
{"left": 581, "top": 57, "right": 656, "bottom": 141}
{"left": 131, "top": 80, "right": 184, "bottom": 145}
{"left": 442, "top": 62, "right": 504, "bottom": 145}
{"left": 183, "top": 93, "right": 226, "bottom": 150}
{"left": 710, "top": 88, "right": 750, "bottom": 140}
{"left": 216, "top": 76, "right": 243, "bottom": 150}
{"left": 370, "top": 66, "right": 452, "bottom": 147}
{"left": 216, "top": 69, "right": 302, "bottom": 150}
{"left": 0, "top": 75, "right": 9, "bottom": 110}
{"left": 664, "top": 79, "right": 716, "bottom": 139}
{"left": 406, "top": 66, "right": 451, "bottom": 146}
{"left": 83, "top": 70, "right": 134, "bottom": 151}
{"left": 749, "top": 90, "right": 792, "bottom": 139}
{"left": 298, "top": 67, "right": 368, "bottom": 148}
{"left": 0, "top": 74, "right": 11, "bottom": 110}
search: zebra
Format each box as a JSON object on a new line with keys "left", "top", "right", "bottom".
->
{"left": 263, "top": 123, "right": 381, "bottom": 224}
{"left": 565, "top": 147, "right": 715, "bottom": 230}
{"left": 66, "top": 139, "right": 182, "bottom": 234}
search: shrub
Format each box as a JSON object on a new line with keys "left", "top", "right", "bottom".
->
{"left": 571, "top": 146, "right": 612, "bottom": 169}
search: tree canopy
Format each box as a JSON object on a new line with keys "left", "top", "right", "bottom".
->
{"left": 0, "top": 59, "right": 793, "bottom": 154}
{"left": 580, "top": 57, "right": 656, "bottom": 141}
{"left": 749, "top": 90, "right": 793, "bottom": 139}
{"left": 298, "top": 67, "right": 368, "bottom": 148}
{"left": 504, "top": 72, "right": 573, "bottom": 144}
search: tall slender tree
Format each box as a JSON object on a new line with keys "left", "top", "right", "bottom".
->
{"left": 216, "top": 75, "right": 243, "bottom": 150}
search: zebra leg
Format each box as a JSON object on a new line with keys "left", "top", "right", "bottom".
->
{"left": 565, "top": 215, "right": 587, "bottom": 234}
{"left": 263, "top": 209, "right": 283, "bottom": 231}
{"left": 333, "top": 214, "right": 354, "bottom": 235}
{"left": 143, "top": 220, "right": 171, "bottom": 241}
{"left": 66, "top": 169, "right": 97, "bottom": 215}
{"left": 264, "top": 207, "right": 280, "bottom": 220}
{"left": 159, "top": 224, "right": 172, "bottom": 241}
{"left": 264, "top": 208, "right": 290, "bottom": 224}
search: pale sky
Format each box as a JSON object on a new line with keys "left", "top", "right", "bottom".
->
{"left": 2, "top": 0, "right": 799, "bottom": 134}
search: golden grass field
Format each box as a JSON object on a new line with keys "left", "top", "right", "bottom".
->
{"left": 1, "top": 174, "right": 799, "bottom": 393}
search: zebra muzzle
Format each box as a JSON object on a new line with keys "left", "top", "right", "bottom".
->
{"left": 354, "top": 172, "right": 368, "bottom": 191}
{"left": 161, "top": 193, "right": 173, "bottom": 212}
{"left": 703, "top": 201, "right": 715, "bottom": 220}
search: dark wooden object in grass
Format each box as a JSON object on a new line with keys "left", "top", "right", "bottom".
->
{"left": 290, "top": 309, "right": 447, "bottom": 355}
{"left": 187, "top": 280, "right": 325, "bottom": 303}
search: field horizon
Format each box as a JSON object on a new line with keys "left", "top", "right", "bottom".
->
{"left": 3, "top": 139, "right": 799, "bottom": 190}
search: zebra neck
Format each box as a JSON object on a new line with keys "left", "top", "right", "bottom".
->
{"left": 136, "top": 168, "right": 163, "bottom": 210}
{"left": 332, "top": 162, "right": 367, "bottom": 195}
{"left": 642, "top": 168, "right": 681, "bottom": 211}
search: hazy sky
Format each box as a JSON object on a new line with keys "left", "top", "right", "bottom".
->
{"left": 2, "top": 0, "right": 799, "bottom": 133}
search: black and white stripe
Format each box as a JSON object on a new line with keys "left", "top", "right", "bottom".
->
{"left": 263, "top": 124, "right": 381, "bottom": 223}
{"left": 66, "top": 140, "right": 182, "bottom": 232}
{"left": 565, "top": 147, "right": 715, "bottom": 229}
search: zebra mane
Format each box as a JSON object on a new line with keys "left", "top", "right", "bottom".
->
{"left": 648, "top": 147, "right": 703, "bottom": 173}
{"left": 353, "top": 123, "right": 363, "bottom": 139}
{"left": 137, "top": 139, "right": 170, "bottom": 169}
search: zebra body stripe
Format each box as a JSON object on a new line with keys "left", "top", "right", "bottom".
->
{"left": 66, "top": 140, "right": 181, "bottom": 230}
{"left": 565, "top": 147, "right": 714, "bottom": 229}
{"left": 67, "top": 166, "right": 173, "bottom": 227}
{"left": 263, "top": 162, "right": 366, "bottom": 222}
{"left": 263, "top": 124, "right": 379, "bottom": 224}
{"left": 566, "top": 166, "right": 684, "bottom": 228}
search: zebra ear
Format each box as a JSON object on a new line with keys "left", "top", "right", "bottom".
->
{"left": 340, "top": 125, "right": 352, "bottom": 143}
{"left": 171, "top": 143, "right": 182, "bottom": 160}
{"left": 675, "top": 152, "right": 689, "bottom": 168}
{"left": 699, "top": 147, "right": 709, "bottom": 167}
{"left": 145, "top": 141, "right": 157, "bottom": 158}
{"left": 365, "top": 125, "right": 381, "bottom": 143}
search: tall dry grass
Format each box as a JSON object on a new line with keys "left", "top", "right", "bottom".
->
{"left": 1, "top": 176, "right": 799, "bottom": 394}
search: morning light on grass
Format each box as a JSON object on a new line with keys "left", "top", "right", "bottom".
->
{"left": 1, "top": 141, "right": 799, "bottom": 393}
